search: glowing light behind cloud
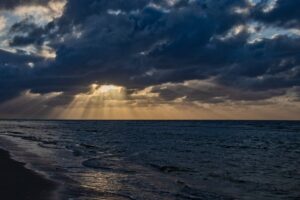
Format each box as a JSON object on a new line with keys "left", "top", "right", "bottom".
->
{"left": 13, "top": 0, "right": 66, "bottom": 25}
{"left": 0, "top": 84, "right": 299, "bottom": 120}
{"left": 0, "top": 90, "right": 63, "bottom": 118}
{"left": 0, "top": 16, "right": 6, "bottom": 32}
{"left": 0, "top": 0, "right": 66, "bottom": 58}
{"left": 57, "top": 84, "right": 128, "bottom": 119}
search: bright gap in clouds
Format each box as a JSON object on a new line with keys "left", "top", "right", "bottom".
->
{"left": 90, "top": 84, "right": 125, "bottom": 96}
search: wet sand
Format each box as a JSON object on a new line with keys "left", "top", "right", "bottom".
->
{"left": 0, "top": 149, "right": 57, "bottom": 200}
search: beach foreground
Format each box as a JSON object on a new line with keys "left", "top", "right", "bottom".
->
{"left": 0, "top": 149, "right": 57, "bottom": 200}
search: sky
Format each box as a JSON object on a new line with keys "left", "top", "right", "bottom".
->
{"left": 0, "top": 0, "right": 299, "bottom": 120}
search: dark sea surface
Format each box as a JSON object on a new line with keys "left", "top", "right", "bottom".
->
{"left": 0, "top": 120, "right": 299, "bottom": 200}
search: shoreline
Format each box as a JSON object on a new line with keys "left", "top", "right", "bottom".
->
{"left": 0, "top": 148, "right": 58, "bottom": 200}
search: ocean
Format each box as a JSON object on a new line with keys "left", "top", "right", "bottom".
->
{"left": 0, "top": 120, "right": 299, "bottom": 200}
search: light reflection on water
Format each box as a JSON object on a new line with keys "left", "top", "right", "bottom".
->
{"left": 78, "top": 171, "right": 129, "bottom": 199}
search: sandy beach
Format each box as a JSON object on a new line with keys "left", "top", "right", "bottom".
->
{"left": 0, "top": 149, "right": 57, "bottom": 200}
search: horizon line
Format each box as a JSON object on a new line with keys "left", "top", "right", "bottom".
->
{"left": 0, "top": 118, "right": 299, "bottom": 121}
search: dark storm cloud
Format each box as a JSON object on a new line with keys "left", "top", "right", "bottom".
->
{"left": 9, "top": 18, "right": 47, "bottom": 46}
{"left": 216, "top": 35, "right": 300, "bottom": 90}
{"left": 0, "top": 49, "right": 43, "bottom": 102}
{"left": 37, "top": 0, "right": 250, "bottom": 83}
{"left": 253, "top": 0, "right": 300, "bottom": 28}
{"left": 1, "top": 0, "right": 300, "bottom": 106}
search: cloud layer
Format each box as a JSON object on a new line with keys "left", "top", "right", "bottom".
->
{"left": 0, "top": 0, "right": 299, "bottom": 118}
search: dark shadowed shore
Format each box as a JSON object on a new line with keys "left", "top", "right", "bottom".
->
{"left": 0, "top": 149, "right": 58, "bottom": 200}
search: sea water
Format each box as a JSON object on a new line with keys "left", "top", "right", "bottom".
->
{"left": 0, "top": 120, "right": 299, "bottom": 200}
